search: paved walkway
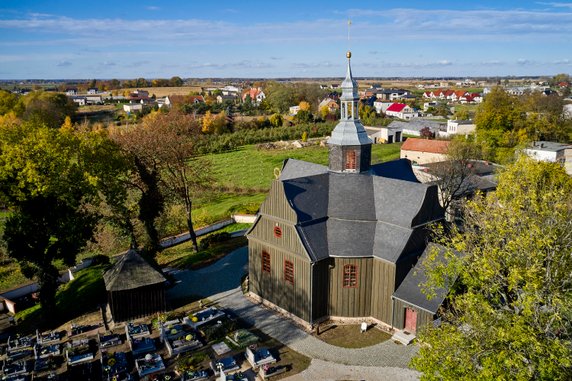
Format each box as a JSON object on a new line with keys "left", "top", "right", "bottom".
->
{"left": 281, "top": 359, "right": 419, "bottom": 381}
{"left": 211, "top": 287, "right": 419, "bottom": 369}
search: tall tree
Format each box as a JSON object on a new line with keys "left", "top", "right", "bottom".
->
{"left": 139, "top": 110, "right": 208, "bottom": 252}
{"left": 111, "top": 123, "right": 165, "bottom": 257}
{"left": 412, "top": 156, "right": 572, "bottom": 380}
{"left": 0, "top": 121, "right": 126, "bottom": 317}
{"left": 18, "top": 91, "right": 76, "bottom": 128}
{"left": 426, "top": 138, "right": 484, "bottom": 219}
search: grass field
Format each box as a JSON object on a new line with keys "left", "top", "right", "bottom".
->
{"left": 202, "top": 142, "right": 402, "bottom": 191}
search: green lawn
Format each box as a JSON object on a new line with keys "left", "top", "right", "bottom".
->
{"left": 202, "top": 142, "right": 402, "bottom": 192}
{"left": 157, "top": 223, "right": 249, "bottom": 269}
{"left": 15, "top": 264, "right": 107, "bottom": 331}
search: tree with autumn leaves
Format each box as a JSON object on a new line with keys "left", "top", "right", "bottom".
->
{"left": 111, "top": 110, "right": 209, "bottom": 254}
{"left": 412, "top": 156, "right": 572, "bottom": 380}
{"left": 0, "top": 119, "right": 128, "bottom": 318}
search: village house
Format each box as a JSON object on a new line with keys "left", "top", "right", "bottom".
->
{"left": 123, "top": 103, "right": 143, "bottom": 113}
{"left": 247, "top": 51, "right": 448, "bottom": 334}
{"left": 441, "top": 119, "right": 476, "bottom": 138}
{"left": 400, "top": 138, "right": 450, "bottom": 164}
{"left": 371, "top": 126, "right": 403, "bottom": 144}
{"left": 87, "top": 87, "right": 99, "bottom": 95}
{"left": 385, "top": 103, "right": 417, "bottom": 120}
{"left": 156, "top": 96, "right": 172, "bottom": 109}
{"left": 242, "top": 87, "right": 266, "bottom": 105}
{"left": 388, "top": 119, "right": 446, "bottom": 137}
{"left": 318, "top": 98, "right": 340, "bottom": 114}
{"left": 523, "top": 141, "right": 572, "bottom": 175}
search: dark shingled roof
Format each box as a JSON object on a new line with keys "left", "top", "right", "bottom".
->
{"left": 280, "top": 159, "right": 327, "bottom": 181}
{"left": 370, "top": 159, "right": 420, "bottom": 182}
{"left": 392, "top": 243, "right": 454, "bottom": 313}
{"left": 327, "top": 219, "right": 376, "bottom": 258}
{"left": 103, "top": 249, "right": 166, "bottom": 292}
{"left": 271, "top": 157, "right": 444, "bottom": 263}
{"left": 283, "top": 173, "right": 329, "bottom": 222}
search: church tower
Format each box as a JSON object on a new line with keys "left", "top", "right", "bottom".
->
{"left": 327, "top": 51, "right": 372, "bottom": 173}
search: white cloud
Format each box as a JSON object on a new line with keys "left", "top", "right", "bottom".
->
{"left": 56, "top": 60, "right": 72, "bottom": 67}
{"left": 536, "top": 2, "right": 572, "bottom": 9}
{"left": 145, "top": 6, "right": 160, "bottom": 11}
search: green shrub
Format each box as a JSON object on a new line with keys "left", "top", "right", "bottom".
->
{"left": 199, "top": 232, "right": 231, "bottom": 250}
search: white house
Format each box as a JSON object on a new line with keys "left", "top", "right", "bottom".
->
{"left": 373, "top": 100, "right": 394, "bottom": 114}
{"left": 523, "top": 141, "right": 571, "bottom": 164}
{"left": 289, "top": 105, "right": 301, "bottom": 116}
{"left": 385, "top": 103, "right": 417, "bottom": 119}
{"left": 87, "top": 88, "right": 98, "bottom": 95}
{"left": 123, "top": 103, "right": 143, "bottom": 113}
{"left": 70, "top": 96, "right": 86, "bottom": 106}
{"left": 156, "top": 96, "right": 172, "bottom": 109}
{"left": 85, "top": 95, "right": 103, "bottom": 105}
{"left": 442, "top": 119, "right": 476, "bottom": 137}
{"left": 371, "top": 126, "right": 403, "bottom": 144}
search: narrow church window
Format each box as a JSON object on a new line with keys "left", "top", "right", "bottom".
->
{"left": 262, "top": 251, "right": 271, "bottom": 273}
{"left": 273, "top": 226, "right": 282, "bottom": 238}
{"left": 343, "top": 264, "right": 358, "bottom": 287}
{"left": 345, "top": 150, "right": 356, "bottom": 170}
{"left": 284, "top": 260, "right": 294, "bottom": 284}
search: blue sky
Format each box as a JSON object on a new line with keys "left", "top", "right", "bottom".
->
{"left": 1, "top": 1, "right": 571, "bottom": 79}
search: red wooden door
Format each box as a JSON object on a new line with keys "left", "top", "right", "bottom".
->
{"left": 405, "top": 307, "right": 417, "bottom": 333}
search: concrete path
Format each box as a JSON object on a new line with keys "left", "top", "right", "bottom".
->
{"left": 281, "top": 359, "right": 419, "bottom": 381}
{"left": 211, "top": 287, "right": 419, "bottom": 369}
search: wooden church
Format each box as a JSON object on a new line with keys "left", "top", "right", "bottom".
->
{"left": 247, "top": 52, "right": 447, "bottom": 333}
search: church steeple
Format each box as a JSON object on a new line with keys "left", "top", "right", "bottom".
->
{"left": 327, "top": 51, "right": 372, "bottom": 173}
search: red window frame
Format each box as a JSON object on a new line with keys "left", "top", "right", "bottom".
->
{"left": 262, "top": 251, "right": 271, "bottom": 273}
{"left": 345, "top": 150, "right": 356, "bottom": 170}
{"left": 273, "top": 225, "right": 282, "bottom": 238}
{"left": 343, "top": 264, "right": 358, "bottom": 288}
{"left": 284, "top": 260, "right": 294, "bottom": 285}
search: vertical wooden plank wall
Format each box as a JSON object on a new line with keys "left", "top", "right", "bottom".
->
{"left": 370, "top": 259, "right": 396, "bottom": 324}
{"left": 328, "top": 257, "right": 373, "bottom": 318}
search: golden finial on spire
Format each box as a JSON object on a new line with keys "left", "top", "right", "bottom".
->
{"left": 346, "top": 19, "right": 352, "bottom": 59}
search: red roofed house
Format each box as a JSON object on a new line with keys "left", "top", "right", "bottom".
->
{"left": 400, "top": 138, "right": 450, "bottom": 164}
{"left": 385, "top": 102, "right": 415, "bottom": 119}
{"left": 242, "top": 87, "right": 266, "bottom": 105}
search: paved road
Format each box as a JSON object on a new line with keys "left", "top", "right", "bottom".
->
{"left": 166, "top": 246, "right": 248, "bottom": 300}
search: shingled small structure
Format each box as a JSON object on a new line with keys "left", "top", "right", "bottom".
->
{"left": 247, "top": 52, "right": 447, "bottom": 333}
{"left": 103, "top": 249, "right": 167, "bottom": 322}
